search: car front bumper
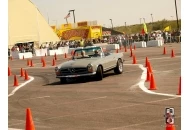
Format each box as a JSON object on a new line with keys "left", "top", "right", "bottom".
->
{"left": 56, "top": 72, "right": 96, "bottom": 78}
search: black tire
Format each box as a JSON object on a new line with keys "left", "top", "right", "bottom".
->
{"left": 114, "top": 59, "right": 123, "bottom": 74}
{"left": 60, "top": 78, "right": 67, "bottom": 84}
{"left": 95, "top": 66, "right": 103, "bottom": 81}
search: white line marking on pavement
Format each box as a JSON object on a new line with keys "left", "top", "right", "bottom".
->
{"left": 124, "top": 63, "right": 181, "bottom": 97}
{"left": 41, "top": 97, "right": 177, "bottom": 121}
{"left": 8, "top": 128, "right": 23, "bottom": 130}
{"left": 8, "top": 76, "right": 34, "bottom": 97}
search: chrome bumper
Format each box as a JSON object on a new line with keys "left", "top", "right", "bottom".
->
{"left": 56, "top": 72, "right": 96, "bottom": 78}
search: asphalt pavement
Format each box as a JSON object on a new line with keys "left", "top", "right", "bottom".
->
{"left": 8, "top": 43, "right": 181, "bottom": 130}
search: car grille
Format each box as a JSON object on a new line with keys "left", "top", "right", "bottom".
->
{"left": 60, "top": 67, "right": 88, "bottom": 75}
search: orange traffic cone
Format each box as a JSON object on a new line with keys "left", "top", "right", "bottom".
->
{"left": 54, "top": 53, "right": 57, "bottom": 60}
{"left": 116, "top": 49, "right": 118, "bottom": 53}
{"left": 23, "top": 55, "right": 25, "bottom": 60}
{"left": 130, "top": 50, "right": 133, "bottom": 57}
{"left": 146, "top": 67, "right": 151, "bottom": 82}
{"left": 42, "top": 59, "right": 46, "bottom": 67}
{"left": 25, "top": 70, "right": 29, "bottom": 80}
{"left": 14, "top": 75, "right": 19, "bottom": 86}
{"left": 124, "top": 46, "right": 127, "bottom": 52}
{"left": 130, "top": 45, "right": 132, "bottom": 51}
{"left": 52, "top": 58, "right": 56, "bottom": 66}
{"left": 8, "top": 67, "right": 11, "bottom": 76}
{"left": 149, "top": 73, "right": 157, "bottom": 90}
{"left": 177, "top": 77, "right": 181, "bottom": 95}
{"left": 171, "top": 49, "right": 175, "bottom": 58}
{"left": 64, "top": 53, "right": 67, "bottom": 58}
{"left": 20, "top": 68, "right": 25, "bottom": 77}
{"left": 132, "top": 55, "right": 137, "bottom": 64}
{"left": 166, "top": 124, "right": 176, "bottom": 130}
{"left": 147, "top": 61, "right": 153, "bottom": 73}
{"left": 30, "top": 60, "right": 34, "bottom": 67}
{"left": 27, "top": 59, "right": 30, "bottom": 66}
{"left": 163, "top": 47, "right": 166, "bottom": 55}
{"left": 145, "top": 57, "right": 149, "bottom": 67}
{"left": 134, "top": 45, "right": 136, "bottom": 50}
{"left": 25, "top": 108, "right": 35, "bottom": 130}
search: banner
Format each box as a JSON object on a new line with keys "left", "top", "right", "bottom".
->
{"left": 61, "top": 28, "right": 89, "bottom": 40}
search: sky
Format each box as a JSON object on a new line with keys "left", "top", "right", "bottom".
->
{"left": 31, "top": 0, "right": 181, "bottom": 27}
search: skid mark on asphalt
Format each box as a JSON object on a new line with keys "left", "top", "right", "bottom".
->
{"left": 10, "top": 66, "right": 55, "bottom": 70}
{"left": 16, "top": 96, "right": 50, "bottom": 101}
{"left": 124, "top": 55, "right": 181, "bottom": 62}
{"left": 8, "top": 76, "right": 34, "bottom": 97}
{"left": 40, "top": 97, "right": 177, "bottom": 121}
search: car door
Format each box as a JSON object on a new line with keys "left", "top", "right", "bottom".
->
{"left": 102, "top": 52, "right": 115, "bottom": 71}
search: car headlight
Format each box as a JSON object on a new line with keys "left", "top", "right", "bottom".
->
{"left": 87, "top": 64, "right": 93, "bottom": 72}
{"left": 55, "top": 67, "right": 59, "bottom": 72}
{"left": 55, "top": 67, "right": 61, "bottom": 75}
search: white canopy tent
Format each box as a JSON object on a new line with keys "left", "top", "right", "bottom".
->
{"left": 8, "top": 0, "right": 60, "bottom": 48}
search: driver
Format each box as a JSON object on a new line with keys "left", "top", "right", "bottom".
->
{"left": 94, "top": 50, "right": 100, "bottom": 56}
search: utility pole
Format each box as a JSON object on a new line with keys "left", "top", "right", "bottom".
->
{"left": 150, "top": 14, "right": 153, "bottom": 23}
{"left": 174, "top": 0, "right": 179, "bottom": 31}
{"left": 110, "top": 19, "right": 113, "bottom": 30}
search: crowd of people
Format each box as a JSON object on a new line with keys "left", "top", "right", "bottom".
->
{"left": 8, "top": 29, "right": 180, "bottom": 57}
{"left": 105, "top": 29, "right": 181, "bottom": 47}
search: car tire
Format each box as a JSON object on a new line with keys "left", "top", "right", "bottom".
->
{"left": 114, "top": 59, "right": 123, "bottom": 74}
{"left": 95, "top": 66, "right": 103, "bottom": 81}
{"left": 60, "top": 78, "right": 67, "bottom": 84}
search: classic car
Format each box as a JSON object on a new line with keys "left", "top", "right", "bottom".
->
{"left": 55, "top": 46, "right": 124, "bottom": 83}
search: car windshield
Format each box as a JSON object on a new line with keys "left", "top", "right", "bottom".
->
{"left": 73, "top": 47, "right": 102, "bottom": 59}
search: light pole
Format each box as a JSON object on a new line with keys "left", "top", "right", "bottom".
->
{"left": 143, "top": 18, "right": 146, "bottom": 23}
{"left": 151, "top": 14, "right": 153, "bottom": 31}
{"left": 110, "top": 19, "right": 113, "bottom": 30}
{"left": 69, "top": 10, "right": 76, "bottom": 23}
{"left": 125, "top": 22, "right": 126, "bottom": 28}
{"left": 174, "top": 0, "right": 179, "bottom": 31}
{"left": 150, "top": 14, "right": 153, "bottom": 23}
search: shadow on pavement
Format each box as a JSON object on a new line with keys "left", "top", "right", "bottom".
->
{"left": 44, "top": 72, "right": 117, "bottom": 86}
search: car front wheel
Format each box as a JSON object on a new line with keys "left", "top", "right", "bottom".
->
{"left": 114, "top": 59, "right": 123, "bottom": 74}
{"left": 95, "top": 66, "right": 103, "bottom": 81}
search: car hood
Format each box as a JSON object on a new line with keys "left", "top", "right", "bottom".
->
{"left": 58, "top": 58, "right": 99, "bottom": 68}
